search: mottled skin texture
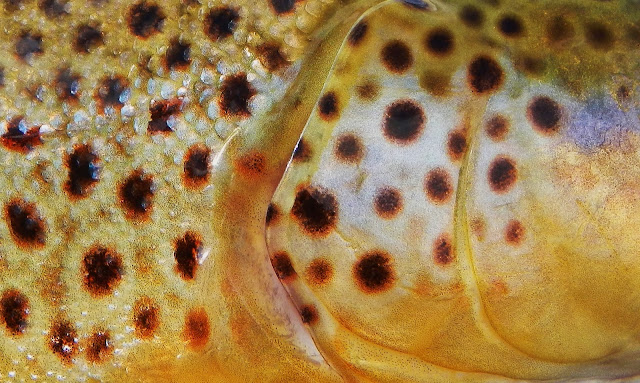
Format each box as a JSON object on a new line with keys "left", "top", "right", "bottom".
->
{"left": 0, "top": 0, "right": 639, "bottom": 382}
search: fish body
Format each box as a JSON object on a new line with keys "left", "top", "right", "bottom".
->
{"left": 0, "top": 0, "right": 639, "bottom": 381}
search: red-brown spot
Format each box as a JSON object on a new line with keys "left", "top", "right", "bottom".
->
{"left": 65, "top": 144, "right": 100, "bottom": 199}
{"left": 334, "top": 133, "right": 364, "bottom": 164}
{"left": 255, "top": 43, "right": 288, "bottom": 72}
{"left": 425, "top": 168, "right": 453, "bottom": 204}
{"left": 373, "top": 187, "right": 403, "bottom": 219}
{"left": 127, "top": 1, "right": 165, "bottom": 38}
{"left": 291, "top": 185, "right": 338, "bottom": 237}
{"left": 82, "top": 246, "right": 123, "bottom": 297}
{"left": 174, "top": 231, "right": 202, "bottom": 281}
{"left": 354, "top": 251, "right": 395, "bottom": 293}
{"left": 95, "top": 76, "right": 128, "bottom": 113}
{"left": 1, "top": 117, "right": 42, "bottom": 153}
{"left": 118, "top": 170, "right": 154, "bottom": 221}
{"left": 86, "top": 330, "right": 113, "bottom": 363}
{"left": 49, "top": 321, "right": 78, "bottom": 364}
{"left": 527, "top": 96, "right": 562, "bottom": 135}
{"left": 292, "top": 138, "right": 311, "bottom": 162}
{"left": 5, "top": 199, "right": 46, "bottom": 249}
{"left": 266, "top": 203, "right": 280, "bottom": 226}
{"left": 381, "top": 40, "right": 413, "bottom": 74}
{"left": 133, "top": 297, "right": 159, "bottom": 339}
{"left": 204, "top": 6, "right": 239, "bottom": 40}
{"left": 485, "top": 114, "right": 509, "bottom": 141}
{"left": 0, "top": 289, "right": 29, "bottom": 335}
{"left": 468, "top": 55, "right": 503, "bottom": 94}
{"left": 218, "top": 72, "right": 256, "bottom": 118}
{"left": 299, "top": 305, "right": 318, "bottom": 325}
{"left": 433, "top": 234, "right": 454, "bottom": 265}
{"left": 348, "top": 21, "right": 368, "bottom": 46}
{"left": 271, "top": 251, "right": 296, "bottom": 282}
{"left": 318, "top": 91, "right": 339, "bottom": 121}
{"left": 383, "top": 99, "right": 425, "bottom": 145}
{"left": 183, "top": 307, "right": 210, "bottom": 350}
{"left": 165, "top": 38, "right": 191, "bottom": 70}
{"left": 183, "top": 144, "right": 211, "bottom": 189}
{"left": 234, "top": 151, "right": 266, "bottom": 178}
{"left": 488, "top": 156, "right": 517, "bottom": 193}
{"left": 148, "top": 98, "right": 182, "bottom": 134}
{"left": 505, "top": 220, "right": 525, "bottom": 245}
{"left": 447, "top": 130, "right": 467, "bottom": 161}
{"left": 355, "top": 79, "right": 379, "bottom": 101}
{"left": 306, "top": 258, "right": 333, "bottom": 286}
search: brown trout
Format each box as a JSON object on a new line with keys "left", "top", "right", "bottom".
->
{"left": 0, "top": 0, "right": 639, "bottom": 381}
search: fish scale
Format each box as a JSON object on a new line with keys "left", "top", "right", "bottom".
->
{"left": 0, "top": 0, "right": 639, "bottom": 381}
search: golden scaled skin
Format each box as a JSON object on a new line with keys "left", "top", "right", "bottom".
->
{"left": 0, "top": 0, "right": 639, "bottom": 382}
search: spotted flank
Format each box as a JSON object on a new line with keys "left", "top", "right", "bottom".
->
{"left": 0, "top": 0, "right": 639, "bottom": 382}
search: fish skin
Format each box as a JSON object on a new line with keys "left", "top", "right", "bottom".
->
{"left": 0, "top": 0, "right": 639, "bottom": 382}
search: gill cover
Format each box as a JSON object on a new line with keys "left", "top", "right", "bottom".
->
{"left": 267, "top": 0, "right": 640, "bottom": 381}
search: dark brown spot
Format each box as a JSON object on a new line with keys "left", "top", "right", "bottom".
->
{"left": 299, "top": 305, "right": 318, "bottom": 325}
{"left": 291, "top": 186, "right": 338, "bottom": 237}
{"left": 348, "top": 21, "right": 368, "bottom": 46}
{"left": 86, "top": 330, "right": 112, "bottom": 363}
{"left": 334, "top": 133, "right": 364, "bottom": 164}
{"left": 425, "top": 168, "right": 453, "bottom": 204}
{"left": 318, "top": 91, "right": 339, "bottom": 121}
{"left": 505, "top": 219, "right": 525, "bottom": 245}
{"left": 95, "top": 76, "right": 128, "bottom": 112}
{"left": 204, "top": 6, "right": 239, "bottom": 40}
{"left": 497, "top": 14, "right": 524, "bottom": 37}
{"left": 381, "top": 40, "right": 413, "bottom": 74}
{"left": 433, "top": 234, "right": 454, "bottom": 265}
{"left": 165, "top": 38, "right": 191, "bottom": 70}
{"left": 266, "top": 203, "right": 280, "bottom": 226}
{"left": 447, "top": 130, "right": 467, "bottom": 161}
{"left": 0, "top": 67, "right": 4, "bottom": 87}
{"left": 292, "top": 138, "right": 311, "bottom": 162}
{"left": 459, "top": 5, "right": 484, "bottom": 28}
{"left": 515, "top": 56, "right": 546, "bottom": 76}
{"left": 3, "top": 0, "right": 25, "bottom": 12}
{"left": 5, "top": 199, "right": 46, "bottom": 249}
{"left": 488, "top": 156, "right": 517, "bottom": 193}
{"left": 148, "top": 99, "right": 182, "bottom": 134}
{"left": 183, "top": 144, "right": 211, "bottom": 189}
{"left": 271, "top": 251, "right": 296, "bottom": 282}
{"left": 383, "top": 99, "right": 425, "bottom": 144}
{"left": 374, "top": 187, "right": 403, "bottom": 219}
{"left": 174, "top": 232, "right": 202, "bottom": 281}
{"left": 485, "top": 114, "right": 509, "bottom": 141}
{"left": 626, "top": 24, "right": 640, "bottom": 47}
{"left": 269, "top": 0, "right": 296, "bottom": 15}
{"left": 73, "top": 24, "right": 103, "bottom": 53}
{"left": 39, "top": 0, "right": 67, "bottom": 18}
{"left": 468, "top": 55, "right": 503, "bottom": 94}
{"left": 545, "top": 16, "right": 574, "bottom": 44}
{"left": 118, "top": 170, "right": 154, "bottom": 220}
{"left": 353, "top": 251, "right": 395, "bottom": 293}
{"left": 65, "top": 144, "right": 100, "bottom": 199}
{"left": 15, "top": 31, "right": 43, "bottom": 61}
{"left": 234, "top": 151, "right": 266, "bottom": 177}
{"left": 127, "top": 1, "right": 165, "bottom": 38}
{"left": 54, "top": 68, "right": 80, "bottom": 101}
{"left": 82, "top": 246, "right": 123, "bottom": 297}
{"left": 355, "top": 80, "right": 379, "bottom": 101}
{"left": 1, "top": 117, "right": 42, "bottom": 153}
{"left": 218, "top": 72, "right": 256, "bottom": 118}
{"left": 419, "top": 71, "right": 451, "bottom": 97}
{"left": 0, "top": 289, "right": 29, "bottom": 335}
{"left": 183, "top": 308, "right": 210, "bottom": 350}
{"left": 425, "top": 28, "right": 454, "bottom": 56}
{"left": 585, "top": 22, "right": 614, "bottom": 50}
{"left": 306, "top": 258, "right": 333, "bottom": 286}
{"left": 133, "top": 297, "right": 159, "bottom": 339}
{"left": 255, "top": 43, "right": 288, "bottom": 71}
{"left": 527, "top": 96, "right": 561, "bottom": 135}
{"left": 49, "top": 321, "right": 78, "bottom": 363}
